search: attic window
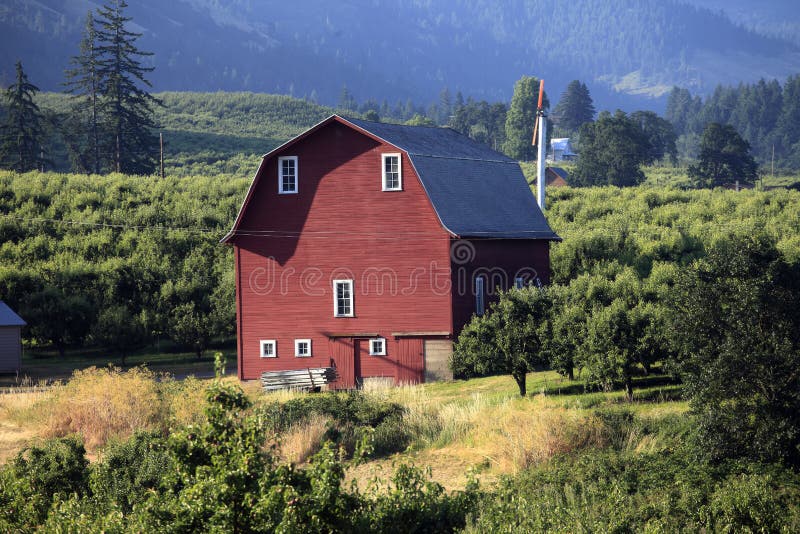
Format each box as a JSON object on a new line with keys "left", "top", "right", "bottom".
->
{"left": 278, "top": 156, "right": 298, "bottom": 194}
{"left": 382, "top": 153, "right": 402, "bottom": 191}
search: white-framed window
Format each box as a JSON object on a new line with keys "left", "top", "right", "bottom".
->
{"left": 515, "top": 277, "right": 525, "bottom": 289}
{"left": 278, "top": 156, "right": 298, "bottom": 194}
{"left": 333, "top": 279, "right": 354, "bottom": 317}
{"left": 369, "top": 337, "right": 386, "bottom": 356}
{"left": 260, "top": 339, "right": 277, "bottom": 358}
{"left": 475, "top": 276, "right": 485, "bottom": 316}
{"left": 294, "top": 339, "right": 312, "bottom": 357}
{"left": 382, "top": 153, "right": 402, "bottom": 191}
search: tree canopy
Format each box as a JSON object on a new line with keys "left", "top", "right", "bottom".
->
{"left": 572, "top": 110, "right": 651, "bottom": 186}
{"left": 688, "top": 122, "right": 758, "bottom": 187}
{"left": 552, "top": 80, "right": 595, "bottom": 134}
{"left": 0, "top": 62, "right": 47, "bottom": 172}
{"left": 503, "top": 76, "right": 548, "bottom": 161}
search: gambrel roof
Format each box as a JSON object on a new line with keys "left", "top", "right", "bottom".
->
{"left": 222, "top": 115, "right": 560, "bottom": 242}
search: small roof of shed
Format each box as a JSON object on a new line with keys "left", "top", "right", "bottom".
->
{"left": 0, "top": 301, "right": 26, "bottom": 326}
{"left": 223, "top": 115, "right": 560, "bottom": 242}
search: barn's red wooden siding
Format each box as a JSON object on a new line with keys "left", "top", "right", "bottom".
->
{"left": 450, "top": 238, "right": 552, "bottom": 336}
{"left": 234, "top": 121, "right": 453, "bottom": 381}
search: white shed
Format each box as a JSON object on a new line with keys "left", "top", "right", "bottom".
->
{"left": 0, "top": 301, "right": 25, "bottom": 374}
{"left": 549, "top": 138, "right": 577, "bottom": 162}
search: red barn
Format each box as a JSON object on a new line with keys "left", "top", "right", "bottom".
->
{"left": 222, "top": 115, "right": 560, "bottom": 387}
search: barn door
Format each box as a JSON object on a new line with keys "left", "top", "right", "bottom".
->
{"left": 395, "top": 338, "right": 424, "bottom": 385}
{"left": 329, "top": 338, "right": 355, "bottom": 389}
{"left": 354, "top": 339, "right": 368, "bottom": 388}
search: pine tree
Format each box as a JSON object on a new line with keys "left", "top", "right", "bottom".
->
{"left": 0, "top": 61, "right": 47, "bottom": 172}
{"left": 95, "top": 0, "right": 159, "bottom": 174}
{"left": 552, "top": 80, "right": 595, "bottom": 134}
{"left": 503, "top": 76, "right": 548, "bottom": 161}
{"left": 64, "top": 13, "right": 102, "bottom": 174}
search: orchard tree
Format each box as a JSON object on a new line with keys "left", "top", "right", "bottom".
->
{"left": 95, "top": 0, "right": 159, "bottom": 174}
{"left": 503, "top": 76, "right": 548, "bottom": 161}
{"left": 91, "top": 305, "right": 146, "bottom": 365}
{"left": 552, "top": 80, "right": 595, "bottom": 134}
{"left": 0, "top": 61, "right": 47, "bottom": 172}
{"left": 573, "top": 110, "right": 651, "bottom": 186}
{"left": 688, "top": 122, "right": 757, "bottom": 187}
{"left": 452, "top": 287, "right": 551, "bottom": 396}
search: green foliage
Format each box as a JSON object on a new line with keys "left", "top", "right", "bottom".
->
{"left": 0, "top": 62, "right": 47, "bottom": 172}
{"left": 667, "top": 76, "right": 800, "bottom": 170}
{"left": 0, "top": 379, "right": 478, "bottom": 532}
{"left": 453, "top": 287, "right": 551, "bottom": 396}
{"left": 573, "top": 110, "right": 652, "bottom": 186}
{"left": 552, "top": 80, "right": 595, "bottom": 135}
{"left": 449, "top": 98, "right": 507, "bottom": 150}
{"left": 0, "top": 171, "right": 245, "bottom": 356}
{"left": 0, "top": 436, "right": 90, "bottom": 530}
{"left": 466, "top": 448, "right": 800, "bottom": 533}
{"left": 668, "top": 231, "right": 800, "bottom": 465}
{"left": 261, "top": 392, "right": 411, "bottom": 457}
{"left": 688, "top": 122, "right": 758, "bottom": 187}
{"left": 630, "top": 110, "right": 677, "bottom": 164}
{"left": 503, "top": 76, "right": 548, "bottom": 161}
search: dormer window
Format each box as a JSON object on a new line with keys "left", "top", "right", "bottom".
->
{"left": 382, "top": 153, "right": 402, "bottom": 191}
{"left": 278, "top": 156, "right": 298, "bottom": 194}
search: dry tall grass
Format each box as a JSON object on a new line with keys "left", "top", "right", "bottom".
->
{"left": 276, "top": 414, "right": 331, "bottom": 464}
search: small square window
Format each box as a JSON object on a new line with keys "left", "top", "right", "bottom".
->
{"left": 382, "top": 153, "right": 402, "bottom": 191}
{"left": 515, "top": 277, "right": 525, "bottom": 289}
{"left": 295, "top": 339, "right": 312, "bottom": 357}
{"left": 333, "top": 280, "right": 354, "bottom": 317}
{"left": 369, "top": 338, "right": 386, "bottom": 356}
{"left": 260, "top": 340, "right": 276, "bottom": 358}
{"left": 278, "top": 156, "right": 298, "bottom": 194}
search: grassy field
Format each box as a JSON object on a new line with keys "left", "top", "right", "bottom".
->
{"left": 0, "top": 366, "right": 684, "bottom": 486}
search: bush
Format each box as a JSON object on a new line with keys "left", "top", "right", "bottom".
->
{"left": 0, "top": 436, "right": 89, "bottom": 530}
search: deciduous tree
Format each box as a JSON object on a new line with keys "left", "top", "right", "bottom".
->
{"left": 688, "top": 122, "right": 758, "bottom": 187}
{"left": 503, "top": 76, "right": 548, "bottom": 161}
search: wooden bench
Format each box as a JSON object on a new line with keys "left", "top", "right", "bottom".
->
{"left": 260, "top": 367, "right": 338, "bottom": 392}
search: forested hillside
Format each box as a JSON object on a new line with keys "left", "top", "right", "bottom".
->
{"left": 666, "top": 75, "right": 800, "bottom": 168}
{"left": 2, "top": 0, "right": 798, "bottom": 111}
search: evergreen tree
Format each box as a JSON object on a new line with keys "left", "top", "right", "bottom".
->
{"left": 688, "top": 123, "right": 757, "bottom": 188}
{"left": 630, "top": 110, "right": 677, "bottom": 163}
{"left": 95, "top": 0, "right": 159, "bottom": 174}
{"left": 337, "top": 85, "right": 356, "bottom": 112}
{"left": 572, "top": 110, "right": 651, "bottom": 186}
{"left": 64, "top": 13, "right": 102, "bottom": 174}
{"left": 0, "top": 61, "right": 47, "bottom": 172}
{"left": 438, "top": 87, "right": 452, "bottom": 125}
{"left": 503, "top": 75, "right": 548, "bottom": 160}
{"left": 552, "top": 80, "right": 595, "bottom": 134}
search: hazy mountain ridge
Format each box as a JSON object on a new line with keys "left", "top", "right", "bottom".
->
{"left": 1, "top": 0, "right": 798, "bottom": 112}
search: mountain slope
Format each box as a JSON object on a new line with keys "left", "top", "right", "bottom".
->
{"left": 2, "top": 0, "right": 798, "bottom": 111}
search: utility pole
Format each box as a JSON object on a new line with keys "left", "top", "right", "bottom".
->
{"left": 160, "top": 132, "right": 165, "bottom": 178}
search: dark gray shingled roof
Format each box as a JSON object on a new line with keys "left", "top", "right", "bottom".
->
{"left": 0, "top": 301, "right": 25, "bottom": 326}
{"left": 344, "top": 117, "right": 560, "bottom": 240}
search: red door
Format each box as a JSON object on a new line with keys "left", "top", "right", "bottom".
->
{"left": 396, "top": 338, "right": 424, "bottom": 384}
{"left": 330, "top": 338, "right": 356, "bottom": 389}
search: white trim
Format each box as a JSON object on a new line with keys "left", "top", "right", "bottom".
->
{"left": 369, "top": 337, "right": 387, "bottom": 356}
{"left": 260, "top": 339, "right": 277, "bottom": 358}
{"left": 381, "top": 153, "right": 403, "bottom": 191}
{"left": 278, "top": 156, "right": 298, "bottom": 194}
{"left": 294, "top": 338, "right": 312, "bottom": 357}
{"left": 333, "top": 279, "right": 354, "bottom": 317}
{"left": 475, "top": 276, "right": 485, "bottom": 316}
